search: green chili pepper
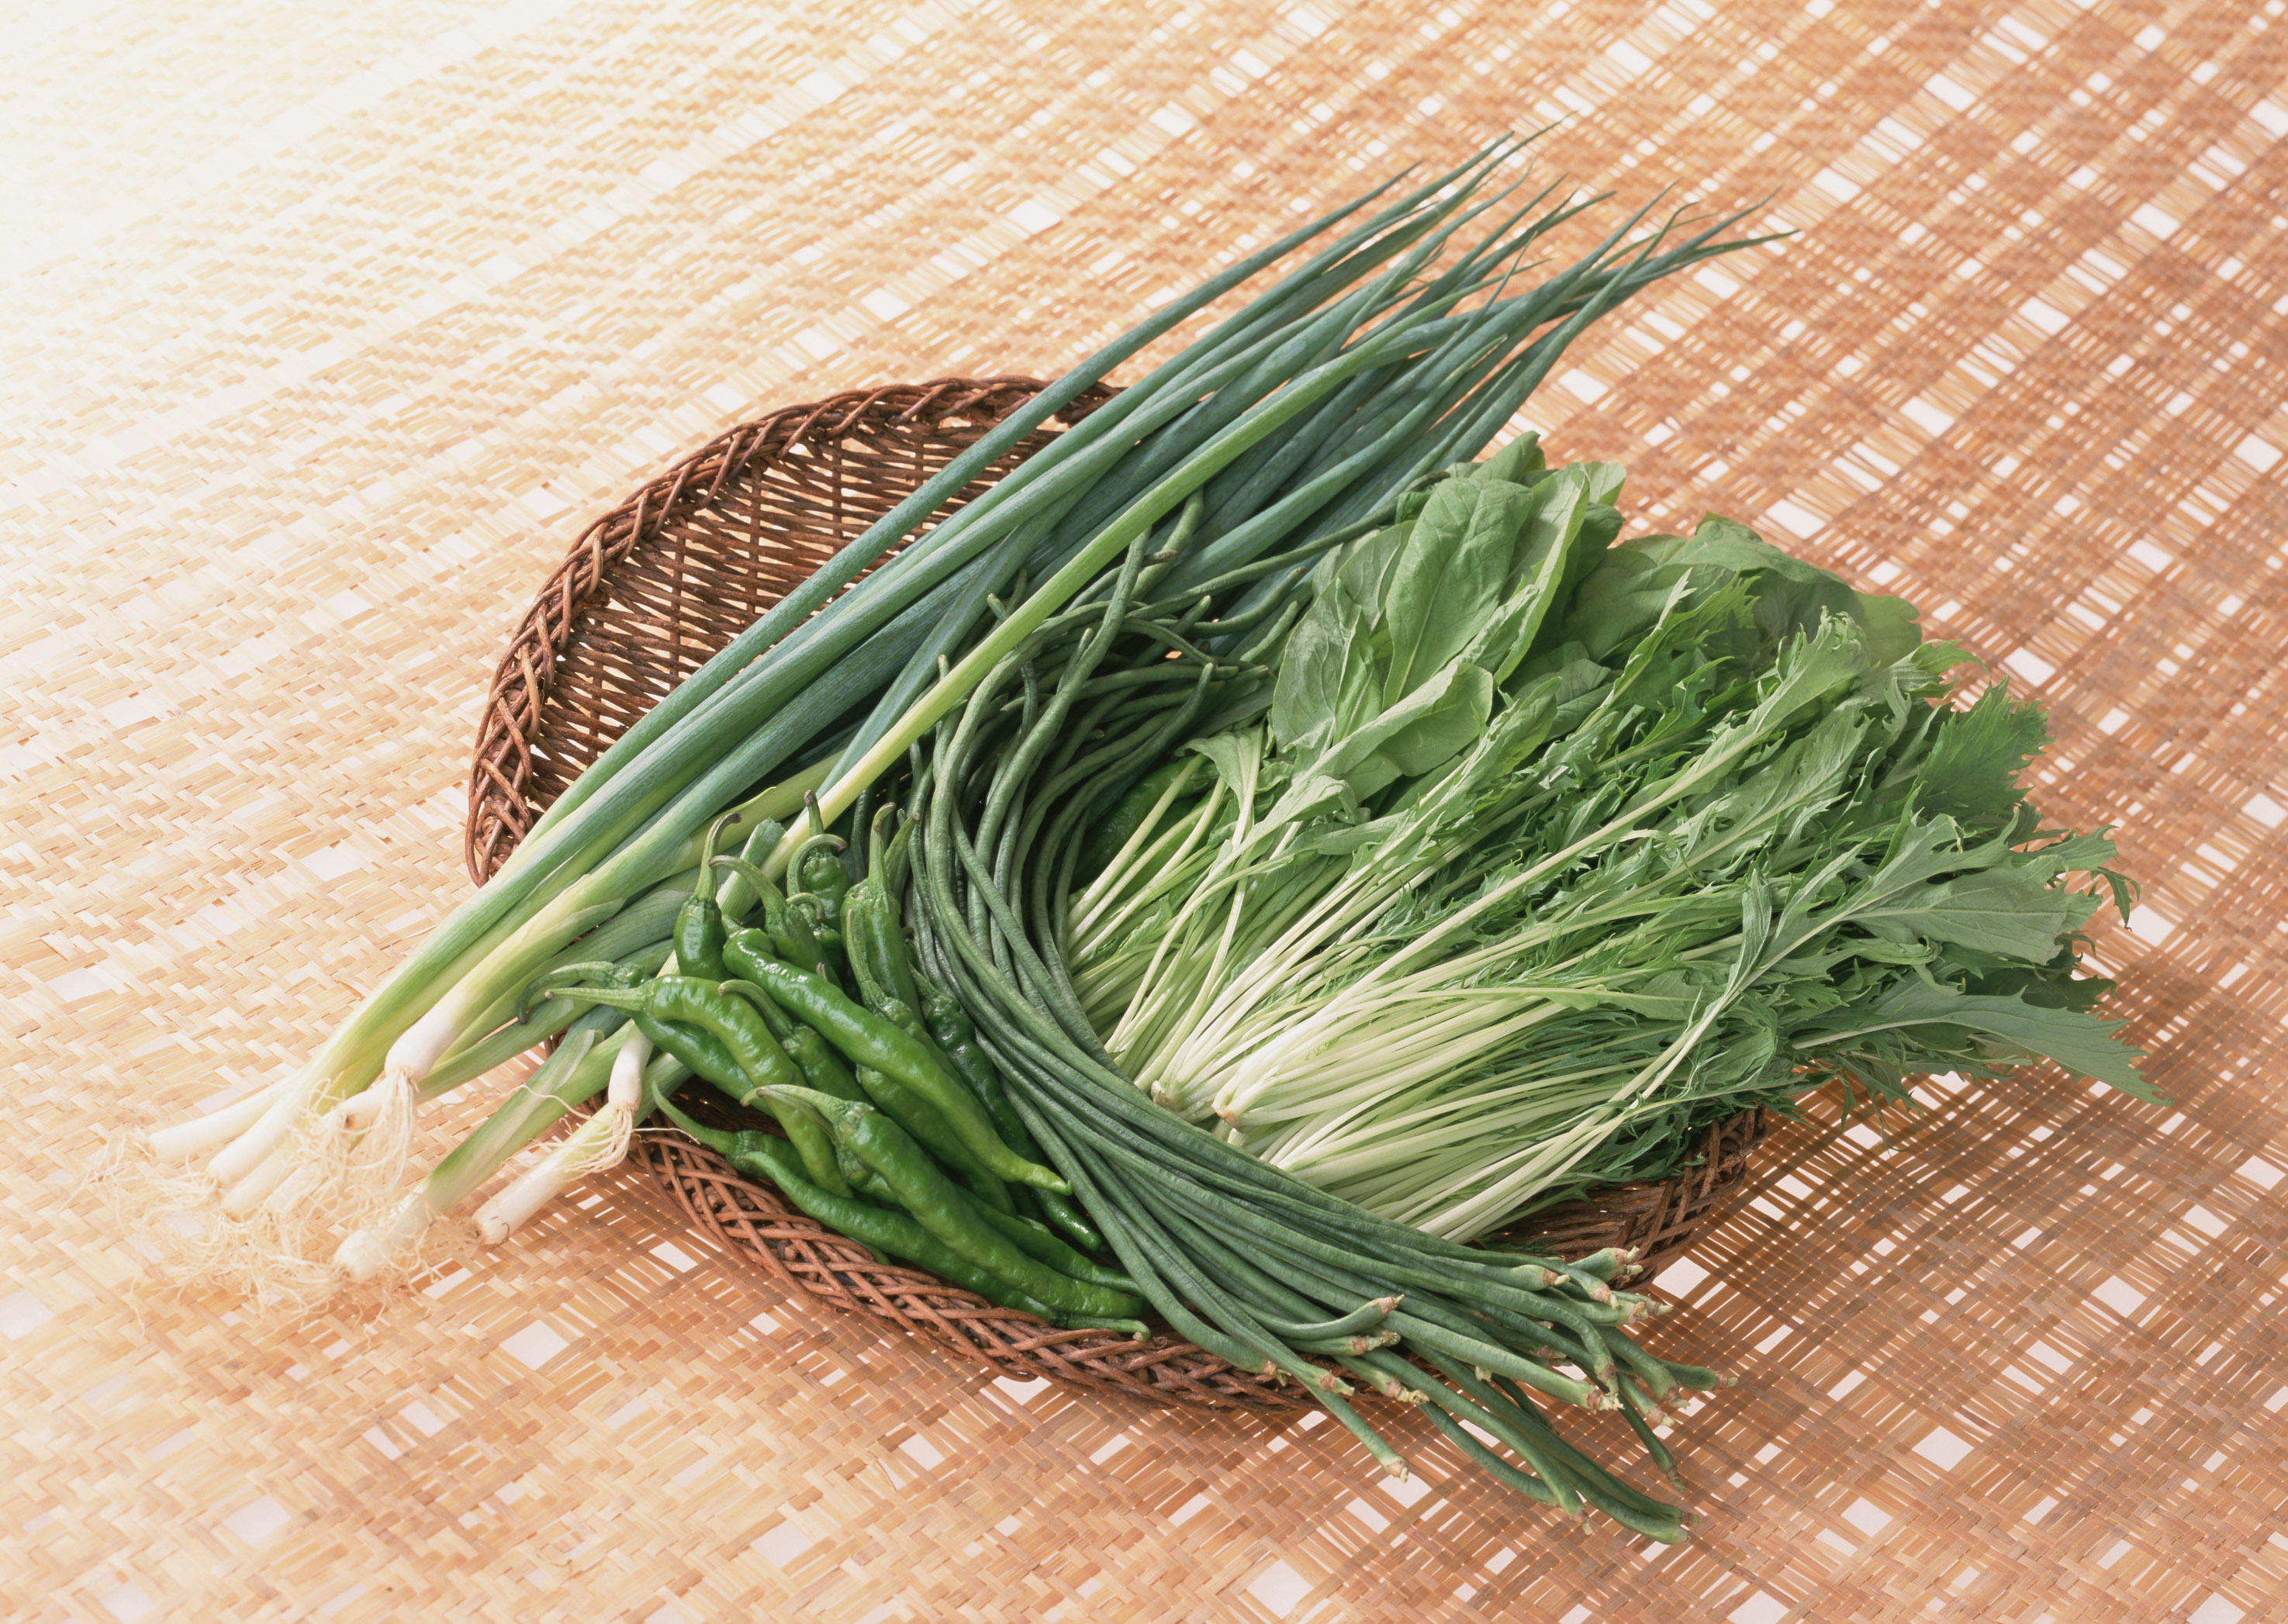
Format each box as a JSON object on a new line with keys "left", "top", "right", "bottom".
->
{"left": 842, "top": 884, "right": 922, "bottom": 1019}
{"left": 715, "top": 817, "right": 785, "bottom": 925}
{"left": 792, "top": 836, "right": 852, "bottom": 922}
{"left": 673, "top": 810, "right": 741, "bottom": 983}
{"left": 766, "top": 1087, "right": 1142, "bottom": 1321}
{"left": 810, "top": 924, "right": 850, "bottom": 986}
{"left": 634, "top": 1014, "right": 742, "bottom": 1095}
{"left": 855, "top": 1064, "right": 1014, "bottom": 1214}
{"left": 719, "top": 976, "right": 997, "bottom": 1208}
{"left": 654, "top": 1095, "right": 1138, "bottom": 1335}
{"left": 722, "top": 935, "right": 1068, "bottom": 1194}
{"left": 923, "top": 987, "right": 1104, "bottom": 1253}
{"left": 971, "top": 1205, "right": 1139, "bottom": 1293}
{"left": 715, "top": 981, "right": 866, "bottom": 1103}
{"left": 711, "top": 857, "right": 832, "bottom": 980}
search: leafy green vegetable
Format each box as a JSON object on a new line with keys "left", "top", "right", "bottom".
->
{"left": 1068, "top": 448, "right": 2147, "bottom": 1239}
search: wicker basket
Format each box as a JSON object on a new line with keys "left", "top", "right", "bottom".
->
{"left": 466, "top": 376, "right": 1771, "bottom": 1410}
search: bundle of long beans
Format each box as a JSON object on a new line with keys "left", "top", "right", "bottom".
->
{"left": 901, "top": 510, "right": 1715, "bottom": 1537}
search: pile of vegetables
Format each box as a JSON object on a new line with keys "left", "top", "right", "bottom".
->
{"left": 135, "top": 141, "right": 2145, "bottom": 1539}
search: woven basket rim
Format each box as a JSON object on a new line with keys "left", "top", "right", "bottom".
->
{"left": 469, "top": 375, "right": 1774, "bottom": 1411}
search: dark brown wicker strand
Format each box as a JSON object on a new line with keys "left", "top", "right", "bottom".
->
{"left": 468, "top": 376, "right": 1771, "bottom": 1411}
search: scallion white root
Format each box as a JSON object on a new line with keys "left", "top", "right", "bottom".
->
{"left": 475, "top": 1108, "right": 630, "bottom": 1245}
{"left": 145, "top": 1078, "right": 289, "bottom": 1163}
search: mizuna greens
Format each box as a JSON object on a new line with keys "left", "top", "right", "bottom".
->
{"left": 1063, "top": 443, "right": 2148, "bottom": 1240}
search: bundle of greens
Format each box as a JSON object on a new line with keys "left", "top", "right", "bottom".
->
{"left": 1066, "top": 442, "right": 2148, "bottom": 1240}
{"left": 901, "top": 503, "right": 1730, "bottom": 1539}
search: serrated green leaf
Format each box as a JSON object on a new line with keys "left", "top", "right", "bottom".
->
{"left": 1862, "top": 866, "right": 2076, "bottom": 959}
{"left": 1811, "top": 978, "right": 2152, "bottom": 1098}
{"left": 1917, "top": 683, "right": 2050, "bottom": 825}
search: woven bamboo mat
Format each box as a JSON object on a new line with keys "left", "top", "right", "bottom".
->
{"left": 5, "top": 0, "right": 2286, "bottom": 1618}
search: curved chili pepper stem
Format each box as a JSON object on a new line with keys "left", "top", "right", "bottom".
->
{"left": 713, "top": 978, "right": 778, "bottom": 1018}
{"left": 710, "top": 855, "right": 784, "bottom": 909}
{"left": 868, "top": 802, "right": 901, "bottom": 887}
{"left": 696, "top": 810, "right": 743, "bottom": 895}
{"left": 714, "top": 818, "right": 786, "bottom": 922}
{"left": 520, "top": 962, "right": 617, "bottom": 1020}
{"left": 651, "top": 1090, "right": 737, "bottom": 1156}
{"left": 790, "top": 828, "right": 847, "bottom": 862}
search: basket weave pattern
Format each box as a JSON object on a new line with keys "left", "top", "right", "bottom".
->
{"left": 471, "top": 378, "right": 1770, "bottom": 1408}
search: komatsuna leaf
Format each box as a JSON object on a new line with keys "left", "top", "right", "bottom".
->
{"left": 1336, "top": 518, "right": 1413, "bottom": 630}
{"left": 1854, "top": 593, "right": 1922, "bottom": 667}
{"left": 1467, "top": 431, "right": 1547, "bottom": 487}
{"left": 1579, "top": 462, "right": 1626, "bottom": 506}
{"left": 1324, "top": 660, "right": 1495, "bottom": 798}
{"left": 1458, "top": 478, "right": 1609, "bottom": 687}
{"left": 1267, "top": 575, "right": 1371, "bottom": 754}
{"left": 1505, "top": 466, "right": 1591, "bottom": 598}
{"left": 1186, "top": 727, "right": 1262, "bottom": 799}
{"left": 1555, "top": 545, "right": 1692, "bottom": 661}
{"left": 1381, "top": 479, "right": 1525, "bottom": 707}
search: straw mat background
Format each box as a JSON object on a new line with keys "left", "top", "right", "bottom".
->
{"left": 5, "top": 0, "right": 2286, "bottom": 1618}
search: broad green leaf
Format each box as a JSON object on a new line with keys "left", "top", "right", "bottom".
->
{"left": 1186, "top": 727, "right": 1262, "bottom": 796}
{"left": 1469, "top": 432, "right": 1546, "bottom": 486}
{"left": 1336, "top": 519, "right": 1412, "bottom": 627}
{"left": 1579, "top": 462, "right": 1626, "bottom": 506}
{"left": 1506, "top": 465, "right": 1590, "bottom": 599}
{"left": 1325, "top": 660, "right": 1495, "bottom": 796}
{"left": 1855, "top": 593, "right": 1922, "bottom": 666}
{"left": 1381, "top": 480, "right": 1524, "bottom": 706}
{"left": 1267, "top": 578, "right": 1370, "bottom": 753}
{"left": 1251, "top": 767, "right": 1362, "bottom": 837}
{"left": 1557, "top": 546, "right": 1689, "bottom": 660}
